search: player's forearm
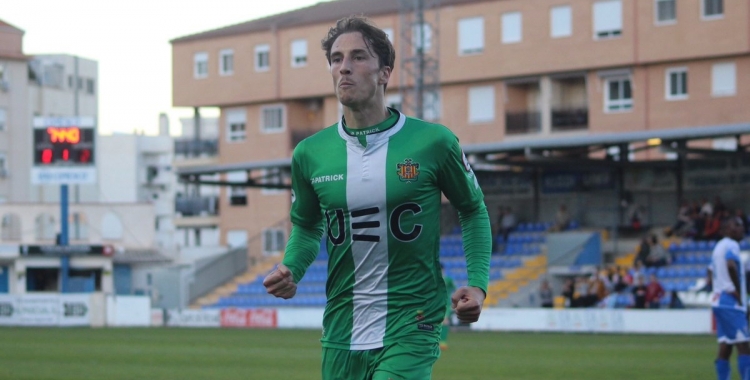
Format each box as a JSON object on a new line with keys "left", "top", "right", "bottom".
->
{"left": 282, "top": 222, "right": 324, "bottom": 283}
{"left": 459, "top": 204, "right": 491, "bottom": 294}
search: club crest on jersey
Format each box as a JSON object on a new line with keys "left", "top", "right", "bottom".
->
{"left": 396, "top": 159, "right": 420, "bottom": 183}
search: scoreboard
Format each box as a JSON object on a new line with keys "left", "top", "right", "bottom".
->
{"left": 31, "top": 117, "right": 96, "bottom": 184}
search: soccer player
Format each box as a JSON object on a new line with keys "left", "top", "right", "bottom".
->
{"left": 711, "top": 217, "right": 750, "bottom": 380}
{"left": 263, "top": 15, "right": 491, "bottom": 380}
{"left": 440, "top": 263, "right": 457, "bottom": 351}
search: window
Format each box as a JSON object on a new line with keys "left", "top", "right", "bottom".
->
{"left": 712, "top": 62, "right": 736, "bottom": 97}
{"left": 1, "top": 213, "right": 21, "bottom": 241}
{"left": 382, "top": 28, "right": 394, "bottom": 43}
{"left": 665, "top": 67, "right": 688, "bottom": 100}
{"left": 593, "top": 0, "right": 622, "bottom": 39}
{"left": 227, "top": 171, "right": 247, "bottom": 206}
{"left": 655, "top": 0, "right": 676, "bottom": 24}
{"left": 502, "top": 12, "right": 522, "bottom": 44}
{"left": 604, "top": 77, "right": 633, "bottom": 112}
{"left": 0, "top": 152, "right": 6, "bottom": 178}
{"left": 458, "top": 17, "right": 484, "bottom": 55}
{"left": 255, "top": 44, "right": 270, "bottom": 71}
{"left": 261, "top": 105, "right": 285, "bottom": 133}
{"left": 225, "top": 108, "right": 246, "bottom": 142}
{"left": 550, "top": 6, "right": 572, "bottom": 38}
{"left": 0, "top": 108, "right": 6, "bottom": 131}
{"left": 468, "top": 86, "right": 495, "bottom": 123}
{"left": 85, "top": 78, "right": 95, "bottom": 95}
{"left": 702, "top": 0, "right": 723, "bottom": 18}
{"left": 219, "top": 49, "right": 234, "bottom": 75}
{"left": 412, "top": 23, "right": 432, "bottom": 52}
{"left": 69, "top": 212, "right": 88, "bottom": 241}
{"left": 260, "top": 168, "right": 285, "bottom": 195}
{"left": 227, "top": 230, "right": 248, "bottom": 249}
{"left": 194, "top": 52, "right": 208, "bottom": 79}
{"left": 291, "top": 40, "right": 307, "bottom": 67}
{"left": 263, "top": 228, "right": 286, "bottom": 256}
{"left": 35, "top": 213, "right": 56, "bottom": 240}
{"left": 422, "top": 91, "right": 441, "bottom": 121}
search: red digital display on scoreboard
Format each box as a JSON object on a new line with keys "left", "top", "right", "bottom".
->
{"left": 33, "top": 125, "right": 95, "bottom": 166}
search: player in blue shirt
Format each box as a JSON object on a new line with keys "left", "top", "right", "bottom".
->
{"left": 711, "top": 217, "right": 750, "bottom": 380}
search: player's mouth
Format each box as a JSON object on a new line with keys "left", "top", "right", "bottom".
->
{"left": 339, "top": 80, "right": 354, "bottom": 88}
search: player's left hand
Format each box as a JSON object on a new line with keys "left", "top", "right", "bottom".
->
{"left": 451, "top": 286, "right": 485, "bottom": 324}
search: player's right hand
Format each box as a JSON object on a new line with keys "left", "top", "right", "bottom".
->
{"left": 263, "top": 264, "right": 297, "bottom": 299}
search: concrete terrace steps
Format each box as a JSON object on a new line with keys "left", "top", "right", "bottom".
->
{"left": 485, "top": 254, "right": 547, "bottom": 306}
{"left": 190, "top": 255, "right": 282, "bottom": 309}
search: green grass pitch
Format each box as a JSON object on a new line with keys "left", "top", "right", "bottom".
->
{"left": 0, "top": 327, "right": 714, "bottom": 379}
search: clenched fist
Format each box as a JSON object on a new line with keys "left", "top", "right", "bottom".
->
{"left": 263, "top": 264, "right": 297, "bottom": 299}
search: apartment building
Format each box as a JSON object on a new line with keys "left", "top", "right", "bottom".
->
{"left": 171, "top": 0, "right": 750, "bottom": 260}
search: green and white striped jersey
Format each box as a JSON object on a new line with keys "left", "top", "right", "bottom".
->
{"left": 283, "top": 109, "right": 491, "bottom": 351}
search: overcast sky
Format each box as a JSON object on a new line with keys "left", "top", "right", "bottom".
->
{"left": 1, "top": 0, "right": 331, "bottom": 136}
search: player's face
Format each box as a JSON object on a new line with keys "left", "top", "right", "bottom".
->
{"left": 329, "top": 32, "right": 390, "bottom": 109}
{"left": 728, "top": 220, "right": 745, "bottom": 241}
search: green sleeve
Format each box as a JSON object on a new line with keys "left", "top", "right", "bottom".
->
{"left": 282, "top": 142, "right": 325, "bottom": 283}
{"left": 437, "top": 133, "right": 491, "bottom": 295}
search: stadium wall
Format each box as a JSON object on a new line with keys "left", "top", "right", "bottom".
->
{"left": 0, "top": 294, "right": 151, "bottom": 327}
{"left": 156, "top": 308, "right": 712, "bottom": 335}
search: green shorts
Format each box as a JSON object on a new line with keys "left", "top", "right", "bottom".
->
{"left": 321, "top": 340, "right": 440, "bottom": 380}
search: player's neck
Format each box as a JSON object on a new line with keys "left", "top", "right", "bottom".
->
{"left": 343, "top": 102, "right": 389, "bottom": 130}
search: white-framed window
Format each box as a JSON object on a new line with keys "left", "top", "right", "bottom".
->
{"left": 655, "top": 0, "right": 676, "bottom": 24}
{"left": 226, "top": 171, "right": 247, "bottom": 206}
{"left": 422, "top": 91, "right": 441, "bottom": 121}
{"left": 386, "top": 94, "right": 402, "bottom": 111}
{"left": 501, "top": 12, "right": 522, "bottom": 44}
{"left": 604, "top": 76, "right": 633, "bottom": 112}
{"left": 1, "top": 213, "right": 21, "bottom": 241}
{"left": 219, "top": 49, "right": 234, "bottom": 76}
{"left": 260, "top": 168, "right": 285, "bottom": 195}
{"left": 255, "top": 44, "right": 270, "bottom": 72}
{"left": 194, "top": 52, "right": 208, "bottom": 79}
{"left": 702, "top": 0, "right": 723, "bottom": 19}
{"left": 35, "top": 213, "right": 56, "bottom": 240}
{"left": 0, "top": 152, "right": 7, "bottom": 178}
{"left": 593, "top": 0, "right": 623, "bottom": 39}
{"left": 665, "top": 67, "right": 688, "bottom": 100}
{"left": 468, "top": 86, "right": 495, "bottom": 123}
{"left": 227, "top": 230, "right": 248, "bottom": 249}
{"left": 550, "top": 5, "right": 572, "bottom": 38}
{"left": 382, "top": 28, "right": 394, "bottom": 43}
{"left": 0, "top": 108, "right": 6, "bottom": 131}
{"left": 291, "top": 39, "right": 307, "bottom": 67}
{"left": 225, "top": 108, "right": 247, "bottom": 142}
{"left": 412, "top": 23, "right": 432, "bottom": 52}
{"left": 262, "top": 228, "right": 286, "bottom": 256}
{"left": 712, "top": 62, "right": 736, "bottom": 97}
{"left": 85, "top": 78, "right": 95, "bottom": 95}
{"left": 458, "top": 17, "right": 484, "bottom": 55}
{"left": 261, "top": 105, "right": 285, "bottom": 133}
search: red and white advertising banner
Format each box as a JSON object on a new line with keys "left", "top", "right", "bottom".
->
{"left": 220, "top": 308, "right": 277, "bottom": 328}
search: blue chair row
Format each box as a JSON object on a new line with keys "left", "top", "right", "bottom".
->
{"left": 502, "top": 244, "right": 542, "bottom": 256}
{"left": 661, "top": 279, "right": 696, "bottom": 292}
{"left": 657, "top": 266, "right": 705, "bottom": 279}
{"left": 673, "top": 253, "right": 711, "bottom": 265}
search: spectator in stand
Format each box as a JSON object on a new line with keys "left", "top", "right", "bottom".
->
{"left": 701, "top": 197, "right": 714, "bottom": 218}
{"left": 713, "top": 196, "right": 726, "bottom": 216}
{"left": 669, "top": 290, "right": 684, "bottom": 309}
{"left": 561, "top": 278, "right": 575, "bottom": 308}
{"left": 499, "top": 206, "right": 517, "bottom": 244}
{"left": 599, "top": 282, "right": 634, "bottom": 309}
{"left": 632, "top": 276, "right": 648, "bottom": 309}
{"left": 629, "top": 261, "right": 646, "bottom": 285}
{"left": 645, "top": 234, "right": 670, "bottom": 268}
{"left": 736, "top": 208, "right": 750, "bottom": 236}
{"left": 552, "top": 204, "right": 571, "bottom": 232}
{"left": 700, "top": 209, "right": 725, "bottom": 241}
{"left": 666, "top": 199, "right": 693, "bottom": 237}
{"left": 573, "top": 276, "right": 590, "bottom": 308}
{"left": 619, "top": 265, "right": 633, "bottom": 286}
{"left": 645, "top": 274, "right": 665, "bottom": 309}
{"left": 539, "top": 279, "right": 554, "bottom": 308}
{"left": 634, "top": 236, "right": 651, "bottom": 267}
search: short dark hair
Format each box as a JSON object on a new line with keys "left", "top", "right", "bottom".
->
{"left": 321, "top": 15, "right": 395, "bottom": 72}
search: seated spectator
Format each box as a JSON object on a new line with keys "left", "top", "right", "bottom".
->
{"left": 665, "top": 199, "right": 693, "bottom": 237}
{"left": 561, "top": 278, "right": 575, "bottom": 308}
{"left": 539, "top": 279, "right": 554, "bottom": 308}
{"left": 634, "top": 236, "right": 651, "bottom": 267}
{"left": 631, "top": 276, "right": 648, "bottom": 309}
{"left": 645, "top": 234, "right": 669, "bottom": 268}
{"left": 629, "top": 261, "right": 646, "bottom": 284}
{"left": 499, "top": 206, "right": 517, "bottom": 243}
{"left": 698, "top": 211, "right": 722, "bottom": 241}
{"left": 645, "top": 274, "right": 665, "bottom": 309}
{"left": 552, "top": 204, "right": 571, "bottom": 232}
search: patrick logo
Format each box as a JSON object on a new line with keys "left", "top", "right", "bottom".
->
{"left": 397, "top": 158, "right": 420, "bottom": 183}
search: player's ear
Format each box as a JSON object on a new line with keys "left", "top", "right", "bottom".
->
{"left": 378, "top": 66, "right": 391, "bottom": 86}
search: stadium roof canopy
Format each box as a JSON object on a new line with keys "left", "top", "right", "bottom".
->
{"left": 176, "top": 123, "right": 750, "bottom": 189}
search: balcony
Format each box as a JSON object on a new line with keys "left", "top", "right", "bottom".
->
{"left": 505, "top": 111, "right": 541, "bottom": 135}
{"left": 175, "top": 196, "right": 219, "bottom": 217}
{"left": 174, "top": 139, "right": 218, "bottom": 159}
{"left": 551, "top": 108, "right": 589, "bottom": 132}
